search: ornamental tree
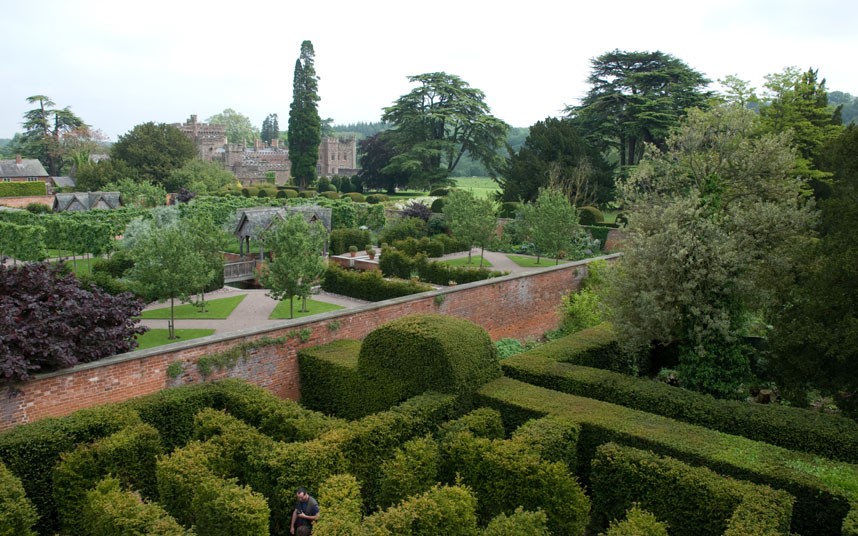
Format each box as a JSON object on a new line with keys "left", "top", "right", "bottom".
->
{"left": 288, "top": 40, "right": 322, "bottom": 189}
{"left": 443, "top": 189, "right": 497, "bottom": 267}
{"left": 0, "top": 263, "right": 147, "bottom": 382}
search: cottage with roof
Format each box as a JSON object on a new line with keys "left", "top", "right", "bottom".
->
{"left": 53, "top": 192, "right": 122, "bottom": 212}
{"left": 0, "top": 155, "right": 49, "bottom": 186}
{"left": 234, "top": 205, "right": 332, "bottom": 258}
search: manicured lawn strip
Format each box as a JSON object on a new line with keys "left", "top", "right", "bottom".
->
{"left": 269, "top": 297, "right": 345, "bottom": 320}
{"left": 476, "top": 377, "right": 858, "bottom": 535}
{"left": 439, "top": 255, "right": 493, "bottom": 268}
{"left": 505, "top": 254, "right": 565, "bottom": 268}
{"left": 141, "top": 295, "right": 247, "bottom": 319}
{"left": 453, "top": 177, "right": 500, "bottom": 200}
{"left": 135, "top": 329, "right": 216, "bottom": 350}
{"left": 501, "top": 348, "right": 858, "bottom": 463}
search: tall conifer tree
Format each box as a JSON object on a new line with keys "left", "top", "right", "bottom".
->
{"left": 288, "top": 40, "right": 321, "bottom": 189}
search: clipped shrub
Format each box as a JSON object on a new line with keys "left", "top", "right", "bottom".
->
{"left": 516, "top": 323, "right": 626, "bottom": 371}
{"left": 25, "top": 202, "right": 50, "bottom": 214}
{"left": 430, "top": 198, "right": 445, "bottom": 213}
{"left": 379, "top": 216, "right": 427, "bottom": 243}
{"left": 436, "top": 408, "right": 506, "bottom": 441}
{"left": 392, "top": 236, "right": 446, "bottom": 257}
{"left": 365, "top": 193, "right": 389, "bottom": 204}
{"left": 358, "top": 314, "right": 501, "bottom": 409}
{"left": 321, "top": 191, "right": 340, "bottom": 199}
{"left": 280, "top": 189, "right": 299, "bottom": 199}
{"left": 378, "top": 247, "right": 415, "bottom": 279}
{"left": 343, "top": 192, "right": 365, "bottom": 202}
{"left": 321, "top": 264, "right": 431, "bottom": 302}
{"left": 377, "top": 435, "right": 440, "bottom": 508}
{"left": 415, "top": 255, "right": 506, "bottom": 285}
{"left": 483, "top": 507, "right": 550, "bottom": 536}
{"left": 439, "top": 431, "right": 590, "bottom": 535}
{"left": 81, "top": 476, "right": 191, "bottom": 536}
{"left": 298, "top": 340, "right": 365, "bottom": 419}
{"left": 579, "top": 205, "right": 604, "bottom": 224}
{"left": 328, "top": 228, "right": 371, "bottom": 256}
{"left": 0, "top": 460, "right": 37, "bottom": 536}
{"left": 362, "top": 484, "right": 479, "bottom": 536}
{"left": 511, "top": 415, "right": 580, "bottom": 471}
{"left": 0, "top": 404, "right": 141, "bottom": 534}
{"left": 298, "top": 190, "right": 317, "bottom": 198}
{"left": 53, "top": 423, "right": 163, "bottom": 534}
{"left": 601, "top": 504, "right": 668, "bottom": 536}
{"left": 590, "top": 443, "right": 793, "bottom": 536}
{"left": 124, "top": 382, "right": 222, "bottom": 451}
{"left": 276, "top": 189, "right": 288, "bottom": 199}
{"left": 257, "top": 188, "right": 269, "bottom": 198}
{"left": 429, "top": 188, "right": 449, "bottom": 197}
{"left": 314, "top": 473, "right": 363, "bottom": 536}
{"left": 582, "top": 225, "right": 611, "bottom": 247}
{"left": 317, "top": 177, "right": 335, "bottom": 192}
{"left": 498, "top": 201, "right": 520, "bottom": 219}
{"left": 0, "top": 181, "right": 47, "bottom": 197}
{"left": 245, "top": 186, "right": 260, "bottom": 197}
{"left": 92, "top": 248, "right": 136, "bottom": 278}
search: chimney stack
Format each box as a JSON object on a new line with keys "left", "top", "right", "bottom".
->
{"left": 15, "top": 154, "right": 22, "bottom": 164}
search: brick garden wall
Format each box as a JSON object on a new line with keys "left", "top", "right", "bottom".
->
{"left": 0, "top": 255, "right": 618, "bottom": 430}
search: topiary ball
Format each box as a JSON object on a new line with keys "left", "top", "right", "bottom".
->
{"left": 578, "top": 206, "right": 604, "bottom": 225}
{"left": 430, "top": 198, "right": 446, "bottom": 213}
{"left": 357, "top": 314, "right": 501, "bottom": 409}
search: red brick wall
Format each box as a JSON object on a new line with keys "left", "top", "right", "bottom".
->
{"left": 0, "top": 255, "right": 616, "bottom": 430}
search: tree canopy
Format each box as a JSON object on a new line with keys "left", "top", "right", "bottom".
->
{"left": 567, "top": 50, "right": 710, "bottom": 168}
{"left": 19, "top": 95, "right": 88, "bottom": 176}
{"left": 288, "top": 40, "right": 322, "bottom": 189}
{"left": 443, "top": 189, "right": 497, "bottom": 266}
{"left": 520, "top": 188, "right": 581, "bottom": 264}
{"left": 358, "top": 131, "right": 410, "bottom": 195}
{"left": 111, "top": 122, "right": 196, "bottom": 190}
{"left": 382, "top": 72, "right": 509, "bottom": 190}
{"left": 207, "top": 108, "right": 259, "bottom": 145}
{"left": 261, "top": 113, "right": 280, "bottom": 145}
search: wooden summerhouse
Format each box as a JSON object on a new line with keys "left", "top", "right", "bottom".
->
{"left": 233, "top": 205, "right": 332, "bottom": 258}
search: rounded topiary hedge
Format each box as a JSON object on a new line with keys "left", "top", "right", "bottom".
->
{"left": 357, "top": 314, "right": 501, "bottom": 408}
{"left": 578, "top": 206, "right": 604, "bottom": 225}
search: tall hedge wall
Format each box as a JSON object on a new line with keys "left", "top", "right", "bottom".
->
{"left": 0, "top": 181, "right": 47, "bottom": 197}
{"left": 476, "top": 377, "right": 856, "bottom": 535}
{"left": 590, "top": 442, "right": 793, "bottom": 536}
{"left": 81, "top": 477, "right": 191, "bottom": 536}
{"left": 357, "top": 314, "right": 501, "bottom": 411}
{"left": 0, "top": 460, "right": 37, "bottom": 536}
{"left": 501, "top": 350, "right": 858, "bottom": 464}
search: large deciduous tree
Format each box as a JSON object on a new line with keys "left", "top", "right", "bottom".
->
{"left": 382, "top": 72, "right": 509, "bottom": 190}
{"left": 258, "top": 214, "right": 326, "bottom": 319}
{"left": 207, "top": 108, "right": 260, "bottom": 145}
{"left": 442, "top": 189, "right": 497, "bottom": 266}
{"left": 603, "top": 105, "right": 815, "bottom": 397}
{"left": 499, "top": 117, "right": 611, "bottom": 204}
{"left": 358, "top": 131, "right": 410, "bottom": 195}
{"left": 0, "top": 263, "right": 146, "bottom": 382}
{"left": 20, "top": 95, "right": 88, "bottom": 176}
{"left": 770, "top": 125, "right": 858, "bottom": 414}
{"left": 111, "top": 122, "right": 196, "bottom": 190}
{"left": 288, "top": 40, "right": 322, "bottom": 189}
{"left": 167, "top": 159, "right": 235, "bottom": 194}
{"left": 567, "top": 50, "right": 710, "bottom": 168}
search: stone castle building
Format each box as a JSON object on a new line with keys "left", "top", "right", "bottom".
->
{"left": 173, "top": 115, "right": 358, "bottom": 185}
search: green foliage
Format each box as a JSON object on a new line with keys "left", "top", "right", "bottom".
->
{"left": 501, "top": 347, "right": 858, "bottom": 463}
{"left": 365, "top": 193, "right": 388, "bottom": 204}
{"left": 298, "top": 340, "right": 364, "bottom": 418}
{"left": 53, "top": 423, "right": 162, "bottom": 534}
{"left": 379, "top": 248, "right": 504, "bottom": 285}
{"left": 520, "top": 187, "right": 582, "bottom": 263}
{"left": 600, "top": 505, "right": 668, "bottom": 536}
{"left": 477, "top": 377, "right": 855, "bottom": 535}
{"left": 513, "top": 323, "right": 627, "bottom": 371}
{"left": 482, "top": 508, "right": 550, "bottom": 536}
{"left": 0, "top": 181, "right": 46, "bottom": 197}
{"left": 497, "top": 201, "right": 519, "bottom": 218}
{"left": 328, "top": 228, "right": 371, "bottom": 255}
{"left": 166, "top": 361, "right": 184, "bottom": 378}
{"left": 436, "top": 408, "right": 506, "bottom": 441}
{"left": 443, "top": 189, "right": 496, "bottom": 264}
{"left": 430, "top": 197, "right": 445, "bottom": 213}
{"left": 314, "top": 473, "right": 363, "bottom": 536}
{"left": 0, "top": 221, "right": 47, "bottom": 261}
{"left": 377, "top": 435, "right": 439, "bottom": 508}
{"left": 207, "top": 108, "right": 259, "bottom": 145}
{"left": 438, "top": 430, "right": 590, "bottom": 534}
{"left": 343, "top": 192, "right": 365, "bottom": 202}
{"left": 380, "top": 216, "right": 427, "bottom": 243}
{"left": 590, "top": 443, "right": 793, "bottom": 536}
{"left": 844, "top": 506, "right": 858, "bottom": 536}
{"left": 0, "top": 461, "right": 37, "bottom": 536}
{"left": 358, "top": 314, "right": 501, "bottom": 409}
{"left": 560, "top": 289, "right": 604, "bottom": 334}
{"left": 197, "top": 336, "right": 287, "bottom": 378}
{"left": 495, "top": 338, "right": 527, "bottom": 360}
{"left": 111, "top": 122, "right": 196, "bottom": 189}
{"left": 104, "top": 177, "right": 167, "bottom": 207}
{"left": 288, "top": 41, "right": 322, "bottom": 189}
{"left": 321, "top": 263, "right": 431, "bottom": 302}
{"left": 578, "top": 205, "right": 604, "bottom": 224}
{"left": 362, "top": 484, "right": 480, "bottom": 536}
{"left": 511, "top": 415, "right": 580, "bottom": 471}
{"left": 81, "top": 476, "right": 191, "bottom": 536}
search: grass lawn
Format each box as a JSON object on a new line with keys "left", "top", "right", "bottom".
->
{"left": 440, "top": 255, "right": 493, "bottom": 268}
{"left": 141, "top": 295, "right": 247, "bottom": 320}
{"left": 452, "top": 177, "right": 500, "bottom": 200}
{"left": 269, "top": 297, "right": 345, "bottom": 320}
{"left": 135, "top": 329, "right": 216, "bottom": 350}
{"left": 506, "top": 254, "right": 567, "bottom": 268}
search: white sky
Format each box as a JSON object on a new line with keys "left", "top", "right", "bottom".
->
{"left": 2, "top": 0, "right": 856, "bottom": 140}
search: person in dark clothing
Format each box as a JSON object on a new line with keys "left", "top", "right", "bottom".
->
{"left": 291, "top": 486, "right": 320, "bottom": 535}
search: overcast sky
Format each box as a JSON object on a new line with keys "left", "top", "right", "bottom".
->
{"left": 2, "top": 0, "right": 855, "bottom": 141}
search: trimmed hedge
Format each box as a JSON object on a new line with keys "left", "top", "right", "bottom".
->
{"left": 156, "top": 440, "right": 270, "bottom": 536}
{"left": 380, "top": 249, "right": 506, "bottom": 285}
{"left": 365, "top": 193, "right": 389, "bottom": 204}
{"left": 392, "top": 236, "right": 446, "bottom": 257}
{"left": 579, "top": 206, "right": 604, "bottom": 225}
{"left": 314, "top": 473, "right": 363, "bottom": 536}
{"left": 358, "top": 314, "right": 501, "bottom": 410}
{"left": 476, "top": 377, "right": 857, "bottom": 535}
{"left": 343, "top": 192, "right": 365, "bottom": 202}
{"left": 591, "top": 442, "right": 793, "bottom": 536}
{"left": 501, "top": 349, "right": 858, "bottom": 464}
{"left": 53, "top": 423, "right": 162, "bottom": 534}
{"left": 511, "top": 415, "right": 580, "bottom": 472}
{"left": 520, "top": 322, "right": 625, "bottom": 371}
{"left": 844, "top": 506, "right": 858, "bottom": 536}
{"left": 377, "top": 435, "right": 439, "bottom": 508}
{"left": 0, "top": 460, "right": 37, "bottom": 536}
{"left": 583, "top": 224, "right": 611, "bottom": 247}
{"left": 124, "top": 382, "right": 222, "bottom": 451}
{"left": 436, "top": 407, "right": 506, "bottom": 441}
{"left": 321, "top": 263, "right": 432, "bottom": 302}
{"left": 0, "top": 404, "right": 141, "bottom": 534}
{"left": 298, "top": 339, "right": 365, "bottom": 418}
{"left": 600, "top": 505, "right": 668, "bottom": 536}
{"left": 81, "top": 476, "right": 191, "bottom": 536}
{"left": 0, "top": 181, "right": 47, "bottom": 197}
{"left": 329, "top": 228, "right": 371, "bottom": 255}
{"left": 483, "top": 507, "right": 550, "bottom": 536}
{"left": 0, "top": 221, "right": 47, "bottom": 261}
{"left": 361, "top": 484, "right": 479, "bottom": 536}
{"left": 430, "top": 198, "right": 445, "bottom": 213}
{"left": 439, "top": 430, "right": 590, "bottom": 535}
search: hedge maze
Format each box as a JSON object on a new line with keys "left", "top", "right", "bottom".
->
{"left": 2, "top": 314, "right": 858, "bottom": 535}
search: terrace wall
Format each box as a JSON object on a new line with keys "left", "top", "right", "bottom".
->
{"left": 0, "top": 254, "right": 618, "bottom": 431}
